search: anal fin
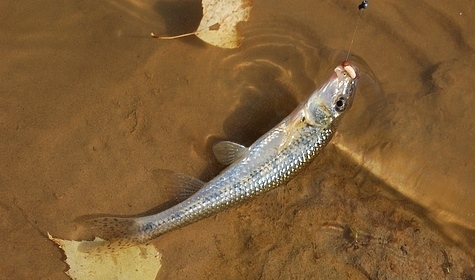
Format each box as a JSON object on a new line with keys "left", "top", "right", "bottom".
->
{"left": 212, "top": 141, "right": 248, "bottom": 165}
{"left": 172, "top": 173, "right": 206, "bottom": 201}
{"left": 152, "top": 169, "right": 205, "bottom": 202}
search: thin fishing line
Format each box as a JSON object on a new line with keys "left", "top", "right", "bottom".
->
{"left": 346, "top": 1, "right": 368, "bottom": 61}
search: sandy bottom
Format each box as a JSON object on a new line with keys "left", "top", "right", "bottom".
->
{"left": 0, "top": 0, "right": 474, "bottom": 279}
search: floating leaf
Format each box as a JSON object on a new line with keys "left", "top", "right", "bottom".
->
{"left": 152, "top": 0, "right": 253, "bottom": 48}
{"left": 48, "top": 233, "right": 161, "bottom": 280}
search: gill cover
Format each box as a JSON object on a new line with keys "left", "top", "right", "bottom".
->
{"left": 304, "top": 61, "right": 358, "bottom": 127}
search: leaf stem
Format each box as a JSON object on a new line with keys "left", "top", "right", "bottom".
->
{"left": 150, "top": 32, "right": 197, "bottom": 40}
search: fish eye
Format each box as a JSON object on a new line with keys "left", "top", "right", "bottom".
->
{"left": 335, "top": 97, "right": 346, "bottom": 112}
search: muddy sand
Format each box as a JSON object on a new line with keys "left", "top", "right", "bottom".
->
{"left": 1, "top": 0, "right": 474, "bottom": 279}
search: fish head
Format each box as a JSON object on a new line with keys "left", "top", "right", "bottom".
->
{"left": 305, "top": 60, "right": 359, "bottom": 126}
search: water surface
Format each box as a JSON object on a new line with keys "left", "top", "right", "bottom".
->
{"left": 0, "top": 0, "right": 474, "bottom": 278}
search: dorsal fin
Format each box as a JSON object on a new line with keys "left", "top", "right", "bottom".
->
{"left": 212, "top": 141, "right": 248, "bottom": 165}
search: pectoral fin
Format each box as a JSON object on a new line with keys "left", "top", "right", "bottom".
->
{"left": 278, "top": 111, "right": 307, "bottom": 152}
{"left": 212, "top": 141, "right": 248, "bottom": 165}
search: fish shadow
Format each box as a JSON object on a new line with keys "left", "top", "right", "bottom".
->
{"left": 197, "top": 66, "right": 301, "bottom": 180}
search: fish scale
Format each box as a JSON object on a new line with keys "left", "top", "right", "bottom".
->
{"left": 84, "top": 61, "right": 359, "bottom": 251}
{"left": 139, "top": 126, "right": 333, "bottom": 239}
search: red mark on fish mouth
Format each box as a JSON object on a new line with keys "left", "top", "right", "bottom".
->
{"left": 341, "top": 60, "right": 359, "bottom": 79}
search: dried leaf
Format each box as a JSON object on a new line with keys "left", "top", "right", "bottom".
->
{"left": 48, "top": 233, "right": 161, "bottom": 280}
{"left": 152, "top": 0, "right": 253, "bottom": 49}
{"left": 196, "top": 0, "right": 253, "bottom": 48}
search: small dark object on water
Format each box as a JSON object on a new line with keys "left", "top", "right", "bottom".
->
{"left": 358, "top": 0, "right": 368, "bottom": 10}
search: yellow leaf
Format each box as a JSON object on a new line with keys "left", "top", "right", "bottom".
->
{"left": 196, "top": 0, "right": 253, "bottom": 48}
{"left": 48, "top": 233, "right": 161, "bottom": 280}
{"left": 152, "top": 0, "right": 253, "bottom": 49}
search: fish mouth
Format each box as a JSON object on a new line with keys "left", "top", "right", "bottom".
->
{"left": 341, "top": 60, "right": 359, "bottom": 80}
{"left": 333, "top": 60, "right": 359, "bottom": 81}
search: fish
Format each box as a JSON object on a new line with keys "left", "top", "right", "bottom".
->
{"left": 81, "top": 60, "right": 359, "bottom": 252}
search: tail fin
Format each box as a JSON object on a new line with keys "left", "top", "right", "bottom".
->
{"left": 84, "top": 217, "right": 138, "bottom": 240}
{"left": 78, "top": 216, "right": 144, "bottom": 254}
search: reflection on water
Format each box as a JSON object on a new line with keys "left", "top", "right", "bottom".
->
{"left": 334, "top": 57, "right": 475, "bottom": 253}
{"left": 1, "top": 0, "right": 474, "bottom": 278}
{"left": 213, "top": 19, "right": 475, "bottom": 255}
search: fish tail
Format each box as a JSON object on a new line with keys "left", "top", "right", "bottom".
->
{"left": 84, "top": 217, "right": 138, "bottom": 239}
{"left": 78, "top": 216, "right": 146, "bottom": 253}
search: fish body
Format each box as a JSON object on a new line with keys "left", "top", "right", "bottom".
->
{"left": 86, "top": 61, "right": 359, "bottom": 249}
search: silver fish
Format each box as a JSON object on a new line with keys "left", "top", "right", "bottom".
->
{"left": 83, "top": 60, "right": 359, "bottom": 251}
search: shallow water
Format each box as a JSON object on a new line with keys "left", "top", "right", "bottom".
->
{"left": 0, "top": 0, "right": 474, "bottom": 279}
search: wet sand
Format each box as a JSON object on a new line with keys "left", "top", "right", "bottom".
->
{"left": 0, "top": 0, "right": 474, "bottom": 279}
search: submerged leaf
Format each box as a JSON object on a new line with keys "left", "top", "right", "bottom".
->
{"left": 152, "top": 0, "right": 253, "bottom": 48}
{"left": 196, "top": 0, "right": 253, "bottom": 48}
{"left": 48, "top": 233, "right": 161, "bottom": 280}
